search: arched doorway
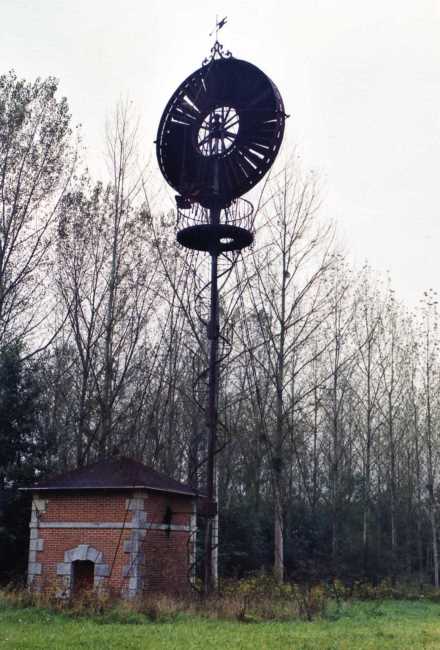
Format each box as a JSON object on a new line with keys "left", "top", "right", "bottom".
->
{"left": 72, "top": 560, "right": 94, "bottom": 594}
{"left": 56, "top": 543, "right": 110, "bottom": 597}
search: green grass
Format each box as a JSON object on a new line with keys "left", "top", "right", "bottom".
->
{"left": 1, "top": 600, "right": 440, "bottom": 649}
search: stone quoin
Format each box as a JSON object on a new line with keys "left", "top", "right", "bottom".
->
{"left": 22, "top": 458, "right": 198, "bottom": 598}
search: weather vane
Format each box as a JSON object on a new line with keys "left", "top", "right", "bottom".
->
{"left": 209, "top": 15, "right": 228, "bottom": 39}
{"left": 205, "top": 16, "right": 231, "bottom": 63}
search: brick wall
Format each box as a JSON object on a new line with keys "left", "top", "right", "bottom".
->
{"left": 144, "top": 492, "right": 193, "bottom": 526}
{"left": 42, "top": 493, "right": 128, "bottom": 522}
{"left": 38, "top": 528, "right": 130, "bottom": 593}
{"left": 29, "top": 490, "right": 195, "bottom": 596}
{"left": 143, "top": 529, "right": 192, "bottom": 593}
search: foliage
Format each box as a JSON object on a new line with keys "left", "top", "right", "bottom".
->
{"left": 0, "top": 343, "right": 54, "bottom": 488}
{"left": 0, "top": 343, "right": 56, "bottom": 583}
{"left": 219, "top": 502, "right": 272, "bottom": 577}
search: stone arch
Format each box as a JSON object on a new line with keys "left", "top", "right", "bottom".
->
{"left": 56, "top": 544, "right": 110, "bottom": 595}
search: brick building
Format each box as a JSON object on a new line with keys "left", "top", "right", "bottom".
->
{"left": 23, "top": 458, "right": 197, "bottom": 598}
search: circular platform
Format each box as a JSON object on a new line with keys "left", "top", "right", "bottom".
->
{"left": 177, "top": 224, "right": 254, "bottom": 253}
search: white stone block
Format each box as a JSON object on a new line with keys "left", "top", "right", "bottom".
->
{"left": 94, "top": 563, "right": 110, "bottom": 577}
{"left": 122, "top": 565, "right": 131, "bottom": 578}
{"left": 86, "top": 547, "right": 102, "bottom": 563}
{"left": 56, "top": 563, "right": 71, "bottom": 576}
{"left": 32, "top": 498, "right": 47, "bottom": 513}
{"left": 29, "top": 538, "right": 44, "bottom": 552}
{"left": 126, "top": 498, "right": 145, "bottom": 511}
{"left": 132, "top": 511, "right": 147, "bottom": 527}
{"left": 128, "top": 577, "right": 138, "bottom": 591}
{"left": 77, "top": 544, "right": 89, "bottom": 561}
{"left": 28, "top": 562, "right": 42, "bottom": 575}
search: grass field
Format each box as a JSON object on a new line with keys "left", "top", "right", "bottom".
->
{"left": 1, "top": 600, "right": 440, "bottom": 649}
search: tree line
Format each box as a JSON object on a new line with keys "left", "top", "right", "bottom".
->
{"left": 0, "top": 72, "right": 439, "bottom": 587}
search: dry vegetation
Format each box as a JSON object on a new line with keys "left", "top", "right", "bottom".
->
{"left": 2, "top": 577, "right": 440, "bottom": 624}
{"left": 3, "top": 582, "right": 440, "bottom": 650}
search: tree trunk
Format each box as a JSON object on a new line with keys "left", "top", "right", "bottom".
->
{"left": 274, "top": 480, "right": 284, "bottom": 583}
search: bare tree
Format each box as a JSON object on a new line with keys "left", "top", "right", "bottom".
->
{"left": 0, "top": 72, "right": 74, "bottom": 349}
{"left": 55, "top": 103, "right": 159, "bottom": 462}
{"left": 419, "top": 290, "right": 440, "bottom": 587}
{"left": 240, "top": 165, "right": 335, "bottom": 581}
{"left": 376, "top": 286, "right": 411, "bottom": 581}
{"left": 320, "top": 256, "right": 357, "bottom": 574}
{"left": 352, "top": 265, "right": 384, "bottom": 574}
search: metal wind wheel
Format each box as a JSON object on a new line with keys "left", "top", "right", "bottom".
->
{"left": 155, "top": 37, "right": 287, "bottom": 594}
{"left": 156, "top": 56, "right": 286, "bottom": 210}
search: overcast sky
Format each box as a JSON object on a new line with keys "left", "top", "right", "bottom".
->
{"left": 1, "top": 0, "right": 439, "bottom": 307}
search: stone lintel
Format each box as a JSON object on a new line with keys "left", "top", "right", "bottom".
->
{"left": 64, "top": 544, "right": 103, "bottom": 563}
{"left": 35, "top": 522, "right": 190, "bottom": 531}
{"left": 146, "top": 523, "right": 190, "bottom": 532}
